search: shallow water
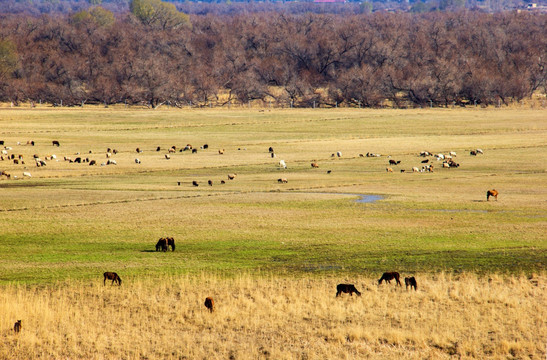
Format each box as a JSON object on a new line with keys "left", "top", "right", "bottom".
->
{"left": 355, "top": 194, "right": 384, "bottom": 203}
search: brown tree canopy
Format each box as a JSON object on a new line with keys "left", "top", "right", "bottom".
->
{"left": 0, "top": 11, "right": 545, "bottom": 107}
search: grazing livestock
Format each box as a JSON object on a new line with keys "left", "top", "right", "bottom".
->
{"left": 204, "top": 297, "right": 215, "bottom": 313}
{"left": 52, "top": 140, "right": 60, "bottom": 147}
{"left": 218, "top": 149, "right": 224, "bottom": 154}
{"left": 23, "top": 172, "right": 31, "bottom": 178}
{"left": 470, "top": 150, "right": 477, "bottom": 156}
{"left": 156, "top": 238, "right": 167, "bottom": 251}
{"left": 400, "top": 169, "right": 405, "bottom": 173}
{"left": 327, "top": 170, "right": 332, "bottom": 174}
{"left": 165, "top": 154, "right": 171, "bottom": 160}
{"left": 336, "top": 284, "right": 361, "bottom": 297}
{"left": 203, "top": 144, "right": 209, "bottom": 149}
{"left": 278, "top": 178, "right": 288, "bottom": 183}
{"left": 106, "top": 159, "right": 117, "bottom": 165}
{"left": 13, "top": 320, "right": 22, "bottom": 333}
{"left": 192, "top": 181, "right": 199, "bottom": 187}
{"left": 156, "top": 146, "right": 161, "bottom": 152}
{"left": 388, "top": 160, "right": 401, "bottom": 165}
{"left": 336, "top": 151, "right": 342, "bottom": 157}
{"left": 0, "top": 140, "right": 3, "bottom": 145}
{"left": 420, "top": 151, "right": 431, "bottom": 157}
{"left": 220, "top": 180, "right": 226, "bottom": 184}
{"left": 169, "top": 147, "right": 176, "bottom": 153}
{"left": 208, "top": 180, "right": 213, "bottom": 186}
{"left": 405, "top": 277, "right": 417, "bottom": 291}
{"left": 106, "top": 152, "right": 112, "bottom": 158}
{"left": 476, "top": 149, "right": 484, "bottom": 154}
{"left": 268, "top": 147, "right": 274, "bottom": 153}
{"left": 136, "top": 147, "right": 142, "bottom": 153}
{"left": 74, "top": 157, "right": 82, "bottom": 163}
{"left": 378, "top": 272, "right": 402, "bottom": 286}
{"left": 227, "top": 174, "right": 236, "bottom": 180}
{"left": 192, "top": 149, "right": 198, "bottom": 153}
{"left": 386, "top": 167, "right": 393, "bottom": 172}
{"left": 421, "top": 159, "right": 429, "bottom": 163}
{"left": 311, "top": 162, "right": 319, "bottom": 168}
{"left": 89, "top": 160, "right": 96, "bottom": 166}
{"left": 103, "top": 272, "right": 122, "bottom": 286}
{"left": 270, "top": 152, "right": 276, "bottom": 158}
{"left": 135, "top": 158, "right": 141, "bottom": 164}
{"left": 486, "top": 189, "right": 499, "bottom": 201}
{"left": 449, "top": 151, "right": 457, "bottom": 157}
{"left": 279, "top": 160, "right": 287, "bottom": 169}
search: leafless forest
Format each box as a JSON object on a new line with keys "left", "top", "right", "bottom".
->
{"left": 0, "top": 9, "right": 546, "bottom": 107}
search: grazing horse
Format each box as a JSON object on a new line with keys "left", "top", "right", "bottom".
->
{"left": 104, "top": 272, "right": 122, "bottom": 286}
{"left": 486, "top": 189, "right": 498, "bottom": 201}
{"left": 336, "top": 284, "right": 361, "bottom": 297}
{"left": 156, "top": 238, "right": 168, "bottom": 251}
{"left": 204, "top": 297, "right": 215, "bottom": 312}
{"left": 166, "top": 237, "right": 175, "bottom": 251}
{"left": 378, "top": 272, "right": 402, "bottom": 286}
{"left": 13, "top": 320, "right": 22, "bottom": 333}
{"left": 405, "top": 277, "right": 417, "bottom": 291}
{"left": 52, "top": 140, "right": 60, "bottom": 147}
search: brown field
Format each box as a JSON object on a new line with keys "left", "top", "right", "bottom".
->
{"left": 1, "top": 273, "right": 546, "bottom": 360}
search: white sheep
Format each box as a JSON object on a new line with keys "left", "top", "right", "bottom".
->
{"left": 279, "top": 160, "right": 287, "bottom": 169}
{"left": 23, "top": 172, "right": 31, "bottom": 178}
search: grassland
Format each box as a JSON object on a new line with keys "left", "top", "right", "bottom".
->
{"left": 0, "top": 107, "right": 546, "bottom": 358}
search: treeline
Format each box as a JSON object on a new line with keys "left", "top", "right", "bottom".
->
{"left": 0, "top": 11, "right": 546, "bottom": 108}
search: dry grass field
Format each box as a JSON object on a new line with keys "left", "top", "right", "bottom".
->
{"left": 1, "top": 273, "right": 546, "bottom": 359}
{"left": 0, "top": 106, "right": 546, "bottom": 358}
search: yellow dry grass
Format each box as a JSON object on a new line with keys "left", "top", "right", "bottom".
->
{"left": 1, "top": 273, "right": 545, "bottom": 359}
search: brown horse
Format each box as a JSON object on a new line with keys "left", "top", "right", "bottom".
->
{"left": 156, "top": 237, "right": 175, "bottom": 252}
{"left": 378, "top": 272, "right": 402, "bottom": 286}
{"left": 405, "top": 277, "right": 417, "bottom": 291}
{"left": 486, "top": 189, "right": 498, "bottom": 201}
{"left": 104, "top": 272, "right": 122, "bottom": 286}
{"left": 204, "top": 297, "right": 215, "bottom": 313}
{"left": 336, "top": 284, "right": 361, "bottom": 297}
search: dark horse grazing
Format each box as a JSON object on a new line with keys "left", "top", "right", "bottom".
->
{"left": 378, "top": 272, "right": 402, "bottom": 286}
{"left": 104, "top": 272, "right": 122, "bottom": 286}
{"left": 405, "top": 277, "right": 417, "bottom": 291}
{"left": 336, "top": 284, "right": 361, "bottom": 297}
{"left": 156, "top": 237, "right": 175, "bottom": 252}
{"left": 204, "top": 297, "right": 215, "bottom": 313}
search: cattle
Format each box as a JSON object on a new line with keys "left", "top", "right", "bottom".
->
{"left": 405, "top": 277, "right": 417, "bottom": 291}
{"left": 203, "top": 144, "right": 209, "bottom": 149}
{"left": 378, "top": 272, "right": 402, "bottom": 286}
{"left": 89, "top": 160, "right": 96, "bottom": 166}
{"left": 23, "top": 172, "right": 31, "bottom": 178}
{"left": 421, "top": 159, "right": 429, "bottom": 163}
{"left": 112, "top": 149, "right": 118, "bottom": 155}
{"left": 386, "top": 167, "right": 393, "bottom": 172}
{"left": 279, "top": 160, "right": 287, "bottom": 169}
{"left": 220, "top": 180, "right": 226, "bottom": 184}
{"left": 0, "top": 140, "right": 3, "bottom": 145}
{"left": 311, "top": 162, "right": 319, "bottom": 168}
{"left": 443, "top": 162, "right": 450, "bottom": 168}
{"left": 388, "top": 160, "right": 401, "bottom": 165}
{"left": 470, "top": 150, "right": 477, "bottom": 156}
{"left": 156, "top": 146, "right": 161, "bottom": 152}
{"left": 1, "top": 171, "right": 11, "bottom": 179}
{"left": 13, "top": 159, "right": 19, "bottom": 164}
{"left": 336, "top": 284, "right": 361, "bottom": 297}
{"left": 136, "top": 148, "right": 142, "bottom": 153}
{"left": 278, "top": 178, "right": 288, "bottom": 183}
{"left": 271, "top": 152, "right": 276, "bottom": 158}
{"left": 13, "top": 320, "right": 22, "bottom": 333}
{"left": 169, "top": 147, "right": 176, "bottom": 154}
{"left": 327, "top": 170, "right": 332, "bottom": 174}
{"left": 192, "top": 181, "right": 199, "bottom": 187}
{"left": 106, "top": 159, "right": 117, "bottom": 165}
{"left": 103, "top": 272, "right": 122, "bottom": 286}
{"left": 204, "top": 297, "right": 215, "bottom": 313}
{"left": 336, "top": 151, "right": 342, "bottom": 158}
{"left": 135, "top": 158, "right": 141, "bottom": 164}
{"left": 227, "top": 174, "right": 236, "bottom": 180}
{"left": 52, "top": 140, "right": 60, "bottom": 147}
{"left": 218, "top": 149, "right": 224, "bottom": 154}
{"left": 106, "top": 152, "right": 112, "bottom": 158}
{"left": 192, "top": 149, "right": 198, "bottom": 153}
{"left": 400, "top": 169, "right": 405, "bottom": 173}
{"left": 268, "top": 147, "right": 274, "bottom": 153}
{"left": 208, "top": 180, "right": 213, "bottom": 186}
{"left": 165, "top": 154, "right": 171, "bottom": 160}
{"left": 486, "top": 189, "right": 498, "bottom": 201}
{"left": 476, "top": 149, "right": 484, "bottom": 154}
{"left": 449, "top": 151, "right": 457, "bottom": 157}
{"left": 74, "top": 157, "right": 81, "bottom": 163}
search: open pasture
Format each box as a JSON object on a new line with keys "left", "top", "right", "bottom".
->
{"left": 1, "top": 107, "right": 546, "bottom": 359}
{"left": 0, "top": 107, "right": 546, "bottom": 282}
